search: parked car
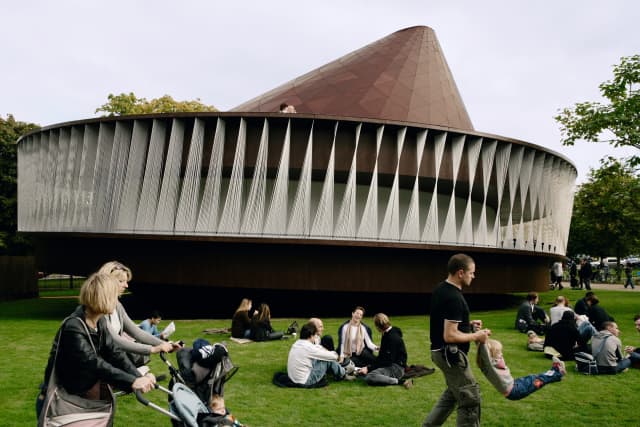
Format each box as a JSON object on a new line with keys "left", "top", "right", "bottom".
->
{"left": 622, "top": 256, "right": 640, "bottom": 267}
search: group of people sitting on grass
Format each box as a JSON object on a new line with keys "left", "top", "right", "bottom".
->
{"left": 285, "top": 308, "right": 417, "bottom": 388}
{"left": 231, "top": 298, "right": 284, "bottom": 341}
{"left": 516, "top": 290, "right": 640, "bottom": 374}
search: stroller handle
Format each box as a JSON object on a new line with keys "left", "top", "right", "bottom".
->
{"left": 134, "top": 389, "right": 151, "bottom": 406}
{"left": 135, "top": 387, "right": 182, "bottom": 421}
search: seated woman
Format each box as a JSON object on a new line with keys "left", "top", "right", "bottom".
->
{"left": 231, "top": 298, "right": 255, "bottom": 339}
{"left": 544, "top": 311, "right": 584, "bottom": 360}
{"left": 250, "top": 303, "right": 283, "bottom": 341}
{"left": 98, "top": 261, "right": 177, "bottom": 367}
{"left": 477, "top": 338, "right": 565, "bottom": 400}
{"left": 337, "top": 306, "right": 378, "bottom": 367}
{"left": 37, "top": 273, "right": 155, "bottom": 419}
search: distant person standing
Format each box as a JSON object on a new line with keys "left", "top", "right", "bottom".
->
{"left": 579, "top": 259, "right": 592, "bottom": 290}
{"left": 423, "top": 253, "right": 491, "bottom": 427}
{"left": 552, "top": 261, "right": 564, "bottom": 289}
{"left": 624, "top": 264, "right": 635, "bottom": 289}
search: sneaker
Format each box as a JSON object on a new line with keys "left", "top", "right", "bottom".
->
{"left": 402, "top": 379, "right": 413, "bottom": 389}
{"left": 342, "top": 360, "right": 356, "bottom": 375}
{"left": 552, "top": 356, "right": 567, "bottom": 375}
{"left": 342, "top": 373, "right": 357, "bottom": 381}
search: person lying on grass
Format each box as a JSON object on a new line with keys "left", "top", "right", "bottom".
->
{"left": 477, "top": 338, "right": 566, "bottom": 400}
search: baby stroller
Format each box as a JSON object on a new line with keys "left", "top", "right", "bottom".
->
{"left": 137, "top": 340, "right": 239, "bottom": 427}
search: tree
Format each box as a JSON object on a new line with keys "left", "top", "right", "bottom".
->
{"left": 95, "top": 92, "right": 217, "bottom": 116}
{"left": 555, "top": 55, "right": 640, "bottom": 166}
{"left": 567, "top": 158, "right": 640, "bottom": 260}
{"left": 0, "top": 115, "right": 39, "bottom": 254}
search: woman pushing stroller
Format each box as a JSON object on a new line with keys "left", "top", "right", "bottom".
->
{"left": 37, "top": 273, "right": 156, "bottom": 423}
{"left": 98, "top": 261, "right": 181, "bottom": 369}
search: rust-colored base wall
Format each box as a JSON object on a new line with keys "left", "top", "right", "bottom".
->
{"left": 35, "top": 234, "right": 556, "bottom": 294}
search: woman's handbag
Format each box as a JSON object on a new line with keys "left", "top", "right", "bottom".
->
{"left": 38, "top": 317, "right": 115, "bottom": 427}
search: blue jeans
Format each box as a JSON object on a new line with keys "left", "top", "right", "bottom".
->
{"left": 578, "top": 322, "right": 598, "bottom": 342}
{"left": 625, "top": 276, "right": 635, "bottom": 288}
{"left": 305, "top": 359, "right": 344, "bottom": 386}
{"left": 598, "top": 358, "right": 631, "bottom": 374}
{"left": 506, "top": 367, "right": 562, "bottom": 400}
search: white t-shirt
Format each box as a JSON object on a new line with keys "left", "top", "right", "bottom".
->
{"left": 550, "top": 306, "right": 573, "bottom": 325}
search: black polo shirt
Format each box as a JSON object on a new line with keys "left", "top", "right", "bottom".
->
{"left": 430, "top": 280, "right": 471, "bottom": 353}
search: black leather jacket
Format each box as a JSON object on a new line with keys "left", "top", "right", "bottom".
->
{"left": 42, "top": 305, "right": 140, "bottom": 395}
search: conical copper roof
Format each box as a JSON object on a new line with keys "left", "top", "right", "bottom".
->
{"left": 233, "top": 26, "right": 474, "bottom": 130}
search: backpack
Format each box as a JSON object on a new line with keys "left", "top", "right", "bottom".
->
{"left": 574, "top": 352, "right": 598, "bottom": 375}
{"left": 575, "top": 335, "right": 610, "bottom": 375}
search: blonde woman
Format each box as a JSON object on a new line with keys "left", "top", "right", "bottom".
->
{"left": 98, "top": 261, "right": 176, "bottom": 363}
{"left": 37, "top": 273, "right": 155, "bottom": 418}
{"left": 231, "top": 298, "right": 256, "bottom": 338}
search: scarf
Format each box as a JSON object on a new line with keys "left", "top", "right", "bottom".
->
{"left": 344, "top": 323, "right": 364, "bottom": 356}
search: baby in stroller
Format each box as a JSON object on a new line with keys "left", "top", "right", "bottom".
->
{"left": 136, "top": 338, "right": 245, "bottom": 426}
{"left": 197, "top": 394, "right": 245, "bottom": 427}
{"left": 170, "top": 339, "right": 243, "bottom": 427}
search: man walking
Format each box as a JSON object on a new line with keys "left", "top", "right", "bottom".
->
{"left": 423, "top": 253, "right": 491, "bottom": 427}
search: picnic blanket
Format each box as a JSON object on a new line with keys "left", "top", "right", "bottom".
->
{"left": 202, "top": 327, "right": 231, "bottom": 335}
{"left": 230, "top": 337, "right": 253, "bottom": 344}
{"left": 401, "top": 365, "right": 436, "bottom": 379}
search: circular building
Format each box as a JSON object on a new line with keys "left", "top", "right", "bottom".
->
{"left": 17, "top": 26, "right": 576, "bottom": 313}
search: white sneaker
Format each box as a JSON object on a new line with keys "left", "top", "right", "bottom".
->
{"left": 343, "top": 360, "right": 356, "bottom": 375}
{"left": 552, "top": 356, "right": 567, "bottom": 375}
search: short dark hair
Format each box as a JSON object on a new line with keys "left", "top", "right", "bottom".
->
{"left": 601, "top": 320, "right": 615, "bottom": 331}
{"left": 300, "top": 321, "right": 317, "bottom": 339}
{"left": 151, "top": 310, "right": 162, "bottom": 319}
{"left": 526, "top": 292, "right": 538, "bottom": 302}
{"left": 279, "top": 102, "right": 288, "bottom": 111}
{"left": 634, "top": 313, "right": 640, "bottom": 322}
{"left": 447, "top": 253, "right": 474, "bottom": 275}
{"left": 353, "top": 306, "right": 365, "bottom": 315}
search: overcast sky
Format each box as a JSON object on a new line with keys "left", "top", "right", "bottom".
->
{"left": 2, "top": 1, "right": 639, "bottom": 183}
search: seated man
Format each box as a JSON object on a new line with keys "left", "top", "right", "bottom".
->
{"left": 624, "top": 314, "right": 640, "bottom": 368}
{"left": 139, "top": 310, "right": 165, "bottom": 339}
{"left": 587, "top": 296, "right": 614, "bottom": 331}
{"left": 515, "top": 292, "right": 549, "bottom": 335}
{"left": 591, "top": 321, "right": 640, "bottom": 374}
{"left": 359, "top": 313, "right": 412, "bottom": 388}
{"left": 287, "top": 321, "right": 354, "bottom": 387}
{"left": 337, "top": 306, "right": 378, "bottom": 367}
{"left": 309, "top": 317, "right": 335, "bottom": 351}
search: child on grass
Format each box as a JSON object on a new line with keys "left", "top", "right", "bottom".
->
{"left": 477, "top": 338, "right": 566, "bottom": 400}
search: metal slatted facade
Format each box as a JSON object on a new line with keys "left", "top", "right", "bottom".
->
{"left": 17, "top": 114, "right": 576, "bottom": 255}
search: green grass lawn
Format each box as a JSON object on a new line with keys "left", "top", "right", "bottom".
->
{"left": 1, "top": 290, "right": 639, "bottom": 426}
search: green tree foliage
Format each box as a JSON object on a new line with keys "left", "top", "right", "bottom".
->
{"left": 567, "top": 158, "right": 640, "bottom": 259}
{"left": 555, "top": 55, "right": 640, "bottom": 166}
{"left": 95, "top": 92, "right": 217, "bottom": 116}
{"left": 0, "top": 115, "right": 39, "bottom": 254}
